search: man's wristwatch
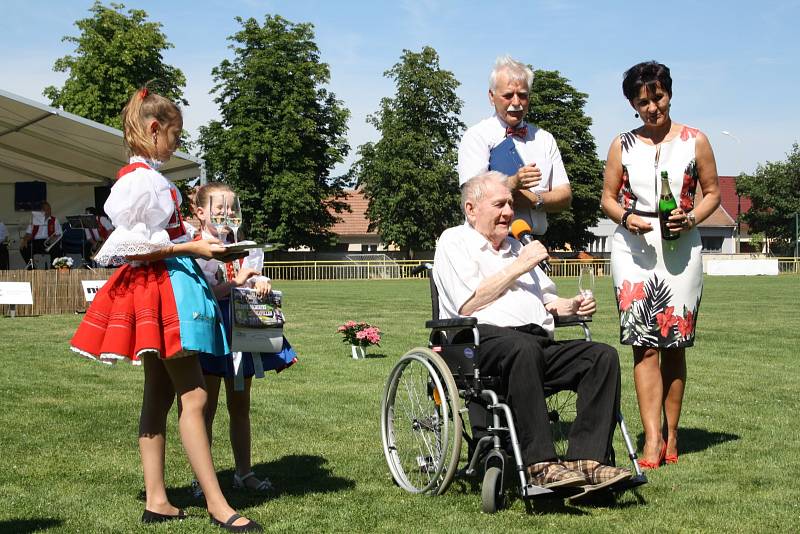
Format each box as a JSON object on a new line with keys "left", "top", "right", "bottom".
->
{"left": 533, "top": 192, "right": 544, "bottom": 210}
{"left": 687, "top": 212, "right": 696, "bottom": 228}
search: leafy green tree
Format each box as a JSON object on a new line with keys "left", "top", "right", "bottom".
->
{"left": 353, "top": 47, "right": 464, "bottom": 258}
{"left": 43, "top": 1, "right": 187, "bottom": 129}
{"left": 737, "top": 142, "right": 800, "bottom": 254}
{"left": 199, "top": 15, "right": 350, "bottom": 249}
{"left": 526, "top": 69, "right": 604, "bottom": 250}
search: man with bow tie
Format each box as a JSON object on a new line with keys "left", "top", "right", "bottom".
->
{"left": 458, "top": 56, "right": 572, "bottom": 235}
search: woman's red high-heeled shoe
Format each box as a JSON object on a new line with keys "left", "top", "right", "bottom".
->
{"left": 665, "top": 437, "right": 678, "bottom": 464}
{"left": 639, "top": 440, "right": 667, "bottom": 470}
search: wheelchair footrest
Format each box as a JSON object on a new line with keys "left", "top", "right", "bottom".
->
{"left": 523, "top": 484, "right": 555, "bottom": 498}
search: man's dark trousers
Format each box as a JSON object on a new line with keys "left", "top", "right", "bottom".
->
{"left": 474, "top": 323, "right": 621, "bottom": 466}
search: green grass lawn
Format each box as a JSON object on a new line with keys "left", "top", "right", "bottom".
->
{"left": 1, "top": 275, "right": 798, "bottom": 533}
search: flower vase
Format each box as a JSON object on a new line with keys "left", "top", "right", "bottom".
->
{"left": 351, "top": 344, "right": 366, "bottom": 360}
{"left": 57, "top": 267, "right": 70, "bottom": 273}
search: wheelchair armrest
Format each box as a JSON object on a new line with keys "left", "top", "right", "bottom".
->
{"left": 425, "top": 317, "right": 478, "bottom": 329}
{"left": 554, "top": 314, "right": 592, "bottom": 327}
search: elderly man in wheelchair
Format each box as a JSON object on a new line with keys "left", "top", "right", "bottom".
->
{"left": 381, "top": 171, "right": 643, "bottom": 511}
{"left": 437, "top": 169, "right": 632, "bottom": 488}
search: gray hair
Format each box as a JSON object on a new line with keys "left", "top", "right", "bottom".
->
{"left": 489, "top": 55, "right": 534, "bottom": 92}
{"left": 461, "top": 171, "right": 509, "bottom": 214}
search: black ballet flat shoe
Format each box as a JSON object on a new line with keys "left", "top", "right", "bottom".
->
{"left": 210, "top": 513, "right": 263, "bottom": 532}
{"left": 141, "top": 508, "right": 187, "bottom": 523}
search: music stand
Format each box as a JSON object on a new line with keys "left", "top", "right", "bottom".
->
{"left": 66, "top": 215, "right": 97, "bottom": 268}
{"left": 66, "top": 215, "right": 98, "bottom": 230}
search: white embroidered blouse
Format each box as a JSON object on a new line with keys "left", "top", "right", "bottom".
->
{"left": 93, "top": 156, "right": 179, "bottom": 266}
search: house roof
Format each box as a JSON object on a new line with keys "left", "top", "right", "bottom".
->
{"left": 695, "top": 186, "right": 736, "bottom": 227}
{"left": 716, "top": 175, "right": 752, "bottom": 233}
{"left": 330, "top": 189, "right": 374, "bottom": 236}
{"left": 718, "top": 175, "right": 752, "bottom": 216}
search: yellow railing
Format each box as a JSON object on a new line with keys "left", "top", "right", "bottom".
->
{"left": 777, "top": 257, "right": 800, "bottom": 273}
{"left": 262, "top": 257, "right": 800, "bottom": 280}
{"left": 261, "top": 259, "right": 612, "bottom": 281}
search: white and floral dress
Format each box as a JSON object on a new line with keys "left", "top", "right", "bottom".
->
{"left": 610, "top": 126, "right": 704, "bottom": 348}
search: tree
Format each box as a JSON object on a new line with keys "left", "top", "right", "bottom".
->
{"left": 526, "top": 70, "right": 604, "bottom": 251}
{"left": 352, "top": 47, "right": 464, "bottom": 258}
{"left": 43, "top": 1, "right": 187, "bottom": 130}
{"left": 199, "top": 15, "right": 350, "bottom": 249}
{"left": 737, "top": 142, "right": 800, "bottom": 254}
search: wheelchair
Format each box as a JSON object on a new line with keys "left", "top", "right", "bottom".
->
{"left": 380, "top": 264, "right": 647, "bottom": 512}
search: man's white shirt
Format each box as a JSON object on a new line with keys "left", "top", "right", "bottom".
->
{"left": 458, "top": 114, "right": 569, "bottom": 234}
{"left": 25, "top": 212, "right": 62, "bottom": 239}
{"left": 433, "top": 222, "right": 558, "bottom": 335}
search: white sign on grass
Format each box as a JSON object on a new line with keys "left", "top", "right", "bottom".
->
{"left": 0, "top": 282, "right": 33, "bottom": 305}
{"left": 81, "top": 280, "right": 107, "bottom": 302}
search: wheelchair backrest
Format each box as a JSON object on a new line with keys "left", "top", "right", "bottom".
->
{"left": 414, "top": 263, "right": 481, "bottom": 383}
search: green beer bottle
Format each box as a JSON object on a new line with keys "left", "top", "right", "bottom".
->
{"left": 659, "top": 171, "right": 679, "bottom": 243}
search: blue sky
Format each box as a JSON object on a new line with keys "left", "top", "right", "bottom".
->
{"left": 1, "top": 0, "right": 798, "bottom": 177}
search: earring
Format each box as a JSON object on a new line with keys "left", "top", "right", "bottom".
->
{"left": 634, "top": 113, "right": 639, "bottom": 118}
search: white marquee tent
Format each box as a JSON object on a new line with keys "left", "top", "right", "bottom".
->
{"left": 0, "top": 89, "right": 204, "bottom": 268}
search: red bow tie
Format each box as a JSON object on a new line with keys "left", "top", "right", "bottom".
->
{"left": 506, "top": 125, "right": 528, "bottom": 138}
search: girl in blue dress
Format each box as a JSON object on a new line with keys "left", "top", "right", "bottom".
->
{"left": 190, "top": 182, "right": 297, "bottom": 496}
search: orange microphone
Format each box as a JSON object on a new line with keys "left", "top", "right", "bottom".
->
{"left": 510, "top": 219, "right": 551, "bottom": 273}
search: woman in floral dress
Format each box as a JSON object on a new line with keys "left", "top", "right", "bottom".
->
{"left": 600, "top": 61, "right": 720, "bottom": 469}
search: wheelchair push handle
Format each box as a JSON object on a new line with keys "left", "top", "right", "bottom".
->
{"left": 411, "top": 262, "right": 433, "bottom": 276}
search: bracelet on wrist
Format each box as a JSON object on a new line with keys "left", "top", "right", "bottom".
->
{"left": 620, "top": 210, "right": 633, "bottom": 230}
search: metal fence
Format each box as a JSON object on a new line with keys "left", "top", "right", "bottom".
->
{"left": 261, "top": 259, "right": 612, "bottom": 281}
{"left": 262, "top": 257, "right": 800, "bottom": 280}
{"left": 777, "top": 257, "right": 800, "bottom": 273}
{"left": 262, "top": 260, "right": 427, "bottom": 280}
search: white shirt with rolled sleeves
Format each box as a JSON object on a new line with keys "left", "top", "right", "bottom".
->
{"left": 457, "top": 114, "right": 570, "bottom": 235}
{"left": 433, "top": 222, "right": 558, "bottom": 336}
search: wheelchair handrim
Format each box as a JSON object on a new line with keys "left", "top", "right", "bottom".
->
{"left": 380, "top": 349, "right": 461, "bottom": 495}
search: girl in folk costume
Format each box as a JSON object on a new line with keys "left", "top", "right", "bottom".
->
{"left": 190, "top": 182, "right": 297, "bottom": 497}
{"left": 70, "top": 87, "right": 262, "bottom": 532}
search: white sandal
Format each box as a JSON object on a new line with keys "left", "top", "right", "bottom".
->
{"left": 233, "top": 471, "right": 274, "bottom": 492}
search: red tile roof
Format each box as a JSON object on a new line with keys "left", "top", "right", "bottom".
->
{"left": 718, "top": 176, "right": 752, "bottom": 220}
{"left": 329, "top": 189, "right": 375, "bottom": 236}
{"left": 694, "top": 186, "right": 735, "bottom": 227}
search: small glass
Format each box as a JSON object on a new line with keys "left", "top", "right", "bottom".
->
{"left": 578, "top": 265, "right": 595, "bottom": 316}
{"left": 227, "top": 195, "right": 242, "bottom": 243}
{"left": 208, "top": 194, "right": 228, "bottom": 237}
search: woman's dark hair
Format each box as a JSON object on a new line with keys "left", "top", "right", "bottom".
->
{"left": 622, "top": 61, "right": 672, "bottom": 101}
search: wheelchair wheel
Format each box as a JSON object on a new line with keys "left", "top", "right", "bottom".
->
{"left": 546, "top": 389, "right": 577, "bottom": 460}
{"left": 481, "top": 466, "right": 504, "bottom": 513}
{"left": 381, "top": 347, "right": 462, "bottom": 495}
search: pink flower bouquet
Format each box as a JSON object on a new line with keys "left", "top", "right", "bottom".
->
{"left": 337, "top": 321, "right": 381, "bottom": 348}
